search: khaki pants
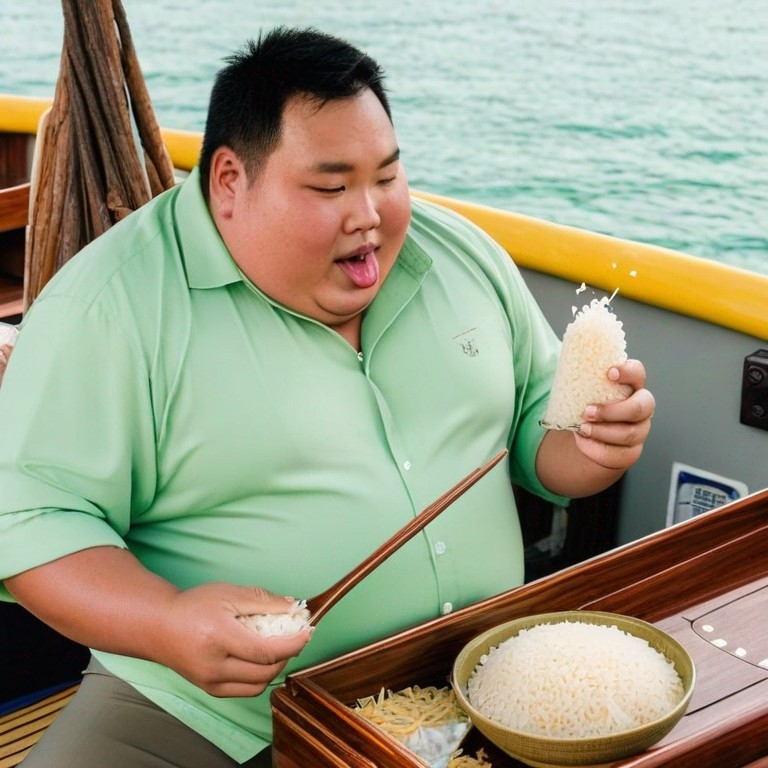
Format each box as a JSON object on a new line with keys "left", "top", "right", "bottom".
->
{"left": 21, "top": 658, "right": 272, "bottom": 768}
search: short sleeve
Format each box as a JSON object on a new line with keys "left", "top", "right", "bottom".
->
{"left": 0, "top": 293, "right": 157, "bottom": 596}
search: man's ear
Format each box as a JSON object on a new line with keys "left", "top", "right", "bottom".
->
{"left": 208, "top": 147, "right": 244, "bottom": 220}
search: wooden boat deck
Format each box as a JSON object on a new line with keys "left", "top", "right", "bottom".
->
{"left": 0, "top": 685, "right": 78, "bottom": 768}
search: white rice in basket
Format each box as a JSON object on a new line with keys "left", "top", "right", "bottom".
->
{"left": 467, "top": 621, "right": 684, "bottom": 739}
{"left": 541, "top": 294, "right": 631, "bottom": 431}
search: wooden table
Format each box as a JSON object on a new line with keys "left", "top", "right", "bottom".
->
{"left": 271, "top": 487, "right": 768, "bottom": 767}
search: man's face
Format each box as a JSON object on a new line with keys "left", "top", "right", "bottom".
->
{"left": 211, "top": 88, "right": 412, "bottom": 344}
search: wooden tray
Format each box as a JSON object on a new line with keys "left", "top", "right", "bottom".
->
{"left": 271, "top": 488, "right": 768, "bottom": 767}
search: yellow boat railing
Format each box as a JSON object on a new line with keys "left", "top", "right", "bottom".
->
{"left": 414, "top": 190, "right": 768, "bottom": 342}
{"left": 1, "top": 93, "right": 766, "bottom": 340}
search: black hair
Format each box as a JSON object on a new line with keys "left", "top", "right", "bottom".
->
{"left": 199, "top": 26, "right": 392, "bottom": 196}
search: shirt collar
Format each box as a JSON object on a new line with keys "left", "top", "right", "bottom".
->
{"left": 175, "top": 167, "right": 244, "bottom": 290}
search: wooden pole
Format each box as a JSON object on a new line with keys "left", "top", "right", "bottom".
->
{"left": 24, "top": 0, "right": 176, "bottom": 311}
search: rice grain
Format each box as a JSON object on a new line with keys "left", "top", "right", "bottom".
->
{"left": 238, "top": 602, "right": 311, "bottom": 636}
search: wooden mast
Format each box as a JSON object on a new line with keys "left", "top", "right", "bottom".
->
{"left": 23, "top": 0, "right": 176, "bottom": 311}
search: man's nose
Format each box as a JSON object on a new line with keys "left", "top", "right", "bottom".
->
{"left": 345, "top": 190, "right": 381, "bottom": 233}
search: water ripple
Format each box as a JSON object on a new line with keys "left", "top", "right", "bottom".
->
{"left": 1, "top": 0, "right": 766, "bottom": 273}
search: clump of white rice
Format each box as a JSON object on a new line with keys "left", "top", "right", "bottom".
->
{"left": 541, "top": 294, "right": 632, "bottom": 431}
{"left": 467, "top": 621, "right": 684, "bottom": 739}
{"left": 238, "top": 601, "right": 311, "bottom": 637}
{"left": 0, "top": 323, "right": 18, "bottom": 346}
{"left": 0, "top": 323, "right": 18, "bottom": 387}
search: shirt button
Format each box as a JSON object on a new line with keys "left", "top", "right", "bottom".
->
{"left": 357, "top": 351, "right": 364, "bottom": 362}
{"left": 442, "top": 602, "right": 453, "bottom": 615}
{"left": 434, "top": 540, "right": 447, "bottom": 556}
{"left": 403, "top": 460, "right": 412, "bottom": 471}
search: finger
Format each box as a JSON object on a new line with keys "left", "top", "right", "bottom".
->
{"left": 219, "top": 653, "right": 289, "bottom": 688}
{"left": 227, "top": 617, "right": 312, "bottom": 664}
{"left": 609, "top": 358, "right": 646, "bottom": 388}
{"left": 578, "top": 418, "right": 650, "bottom": 449}
{"left": 613, "top": 387, "right": 655, "bottom": 425}
{"left": 573, "top": 433, "right": 644, "bottom": 471}
{"left": 191, "top": 632, "right": 310, "bottom": 696}
{"left": 584, "top": 388, "right": 655, "bottom": 426}
{"left": 195, "top": 657, "right": 288, "bottom": 698}
{"left": 202, "top": 680, "right": 276, "bottom": 698}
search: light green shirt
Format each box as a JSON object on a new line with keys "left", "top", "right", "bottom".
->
{"left": 0, "top": 169, "right": 564, "bottom": 761}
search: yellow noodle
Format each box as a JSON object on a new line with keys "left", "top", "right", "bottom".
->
{"left": 352, "top": 686, "right": 491, "bottom": 764}
{"left": 448, "top": 747, "right": 492, "bottom": 767}
{"left": 353, "top": 685, "right": 468, "bottom": 737}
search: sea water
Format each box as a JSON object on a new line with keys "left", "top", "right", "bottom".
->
{"left": 1, "top": 0, "right": 766, "bottom": 274}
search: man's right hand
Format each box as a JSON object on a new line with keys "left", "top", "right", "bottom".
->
{"left": 155, "top": 582, "right": 312, "bottom": 697}
{"left": 4, "top": 546, "right": 312, "bottom": 697}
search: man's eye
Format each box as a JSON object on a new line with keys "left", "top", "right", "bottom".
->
{"left": 310, "top": 186, "right": 345, "bottom": 194}
{"left": 378, "top": 176, "right": 397, "bottom": 186}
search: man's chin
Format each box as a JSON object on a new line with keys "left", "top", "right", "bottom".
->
{"left": 323, "top": 289, "right": 378, "bottom": 321}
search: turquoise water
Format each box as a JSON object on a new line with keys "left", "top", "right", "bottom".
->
{"left": 1, "top": 0, "right": 767, "bottom": 274}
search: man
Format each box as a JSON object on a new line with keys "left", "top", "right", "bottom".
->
{"left": 0, "top": 26, "right": 654, "bottom": 767}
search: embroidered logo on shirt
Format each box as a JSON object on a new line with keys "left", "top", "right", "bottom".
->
{"left": 453, "top": 328, "right": 479, "bottom": 357}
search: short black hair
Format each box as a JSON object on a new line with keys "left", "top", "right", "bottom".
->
{"left": 199, "top": 27, "right": 392, "bottom": 195}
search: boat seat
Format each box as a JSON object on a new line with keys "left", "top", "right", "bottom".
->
{"left": 0, "top": 183, "right": 29, "bottom": 234}
{"left": 0, "top": 683, "right": 79, "bottom": 768}
{"left": 0, "top": 182, "right": 28, "bottom": 320}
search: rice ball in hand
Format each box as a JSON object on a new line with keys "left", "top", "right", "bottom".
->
{"left": 541, "top": 296, "right": 631, "bottom": 431}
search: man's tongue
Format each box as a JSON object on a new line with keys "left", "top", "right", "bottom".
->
{"left": 337, "top": 252, "right": 380, "bottom": 289}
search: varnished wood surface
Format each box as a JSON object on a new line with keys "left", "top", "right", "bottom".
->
{"left": 0, "top": 184, "right": 29, "bottom": 234}
{"left": 0, "top": 176, "right": 29, "bottom": 319}
{"left": 690, "top": 583, "right": 768, "bottom": 668}
{"left": 272, "top": 692, "right": 379, "bottom": 768}
{"left": 272, "top": 488, "right": 768, "bottom": 767}
{"left": 0, "top": 276, "right": 23, "bottom": 320}
{"left": 0, "top": 685, "right": 78, "bottom": 768}
{"left": 0, "top": 134, "right": 31, "bottom": 190}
